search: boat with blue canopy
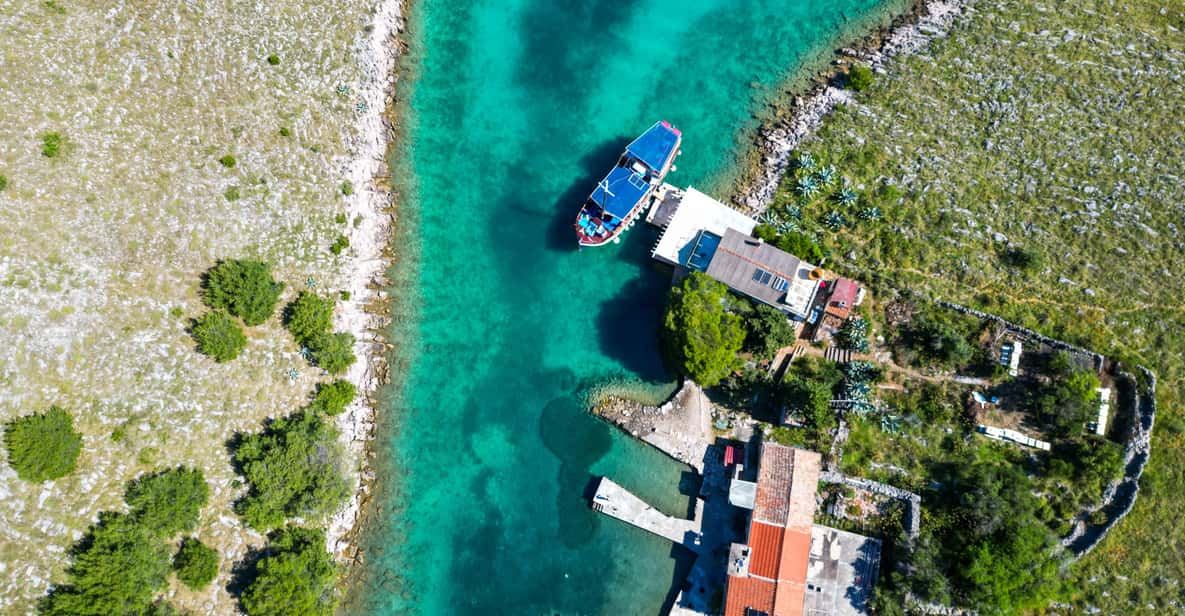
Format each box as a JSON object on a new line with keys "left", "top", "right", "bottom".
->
{"left": 575, "top": 121, "right": 681, "bottom": 247}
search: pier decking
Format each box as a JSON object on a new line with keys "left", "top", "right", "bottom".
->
{"left": 592, "top": 477, "right": 702, "bottom": 549}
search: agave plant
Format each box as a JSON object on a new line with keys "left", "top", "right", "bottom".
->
{"left": 796, "top": 175, "right": 820, "bottom": 198}
{"left": 836, "top": 187, "right": 859, "bottom": 207}
{"left": 824, "top": 211, "right": 846, "bottom": 230}
{"left": 759, "top": 211, "right": 779, "bottom": 226}
{"left": 816, "top": 165, "right": 837, "bottom": 185}
{"left": 784, "top": 204, "right": 802, "bottom": 219}
{"left": 776, "top": 220, "right": 799, "bottom": 234}
{"left": 859, "top": 206, "right": 882, "bottom": 221}
{"left": 795, "top": 152, "right": 816, "bottom": 171}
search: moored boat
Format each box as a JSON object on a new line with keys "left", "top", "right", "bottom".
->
{"left": 574, "top": 121, "right": 682, "bottom": 247}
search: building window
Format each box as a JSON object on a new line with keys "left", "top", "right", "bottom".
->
{"left": 752, "top": 268, "right": 771, "bottom": 285}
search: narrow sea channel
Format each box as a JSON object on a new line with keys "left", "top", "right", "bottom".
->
{"left": 358, "top": 1, "right": 907, "bottom": 613}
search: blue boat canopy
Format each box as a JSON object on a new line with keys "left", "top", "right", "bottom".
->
{"left": 591, "top": 166, "right": 650, "bottom": 219}
{"left": 625, "top": 121, "right": 680, "bottom": 171}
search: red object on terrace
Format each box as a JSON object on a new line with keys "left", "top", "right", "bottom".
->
{"left": 724, "top": 446, "right": 735, "bottom": 467}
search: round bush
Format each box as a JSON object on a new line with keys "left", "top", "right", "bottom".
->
{"left": 848, "top": 63, "right": 873, "bottom": 92}
{"left": 4, "top": 406, "right": 82, "bottom": 482}
{"left": 307, "top": 332, "right": 356, "bottom": 375}
{"left": 311, "top": 380, "right": 356, "bottom": 416}
{"left": 201, "top": 259, "right": 284, "bottom": 326}
{"left": 218, "top": 154, "right": 236, "bottom": 168}
{"left": 192, "top": 311, "right": 247, "bottom": 362}
{"left": 173, "top": 538, "right": 219, "bottom": 590}
{"left": 125, "top": 466, "right": 209, "bottom": 537}
{"left": 285, "top": 292, "right": 334, "bottom": 345}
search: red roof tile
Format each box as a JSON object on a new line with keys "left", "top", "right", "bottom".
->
{"left": 748, "top": 522, "right": 785, "bottom": 579}
{"left": 723, "top": 576, "right": 776, "bottom": 616}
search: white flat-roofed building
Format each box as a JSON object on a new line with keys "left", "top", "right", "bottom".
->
{"left": 650, "top": 186, "right": 756, "bottom": 267}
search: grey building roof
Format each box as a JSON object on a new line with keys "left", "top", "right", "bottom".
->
{"left": 703, "top": 229, "right": 820, "bottom": 317}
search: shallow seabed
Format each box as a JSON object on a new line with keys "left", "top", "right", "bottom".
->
{"left": 359, "top": 1, "right": 906, "bottom": 613}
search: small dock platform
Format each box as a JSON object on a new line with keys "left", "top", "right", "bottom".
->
{"left": 592, "top": 477, "right": 701, "bottom": 549}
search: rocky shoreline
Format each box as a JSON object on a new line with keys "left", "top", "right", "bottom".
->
{"left": 737, "top": 0, "right": 971, "bottom": 212}
{"left": 324, "top": 0, "right": 408, "bottom": 562}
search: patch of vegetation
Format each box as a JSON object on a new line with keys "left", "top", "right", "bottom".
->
{"left": 224, "top": 185, "right": 241, "bottom": 201}
{"left": 661, "top": 272, "right": 746, "bottom": 387}
{"left": 334, "top": 212, "right": 348, "bottom": 224}
{"left": 835, "top": 316, "right": 869, "bottom": 352}
{"left": 202, "top": 259, "right": 284, "bottom": 326}
{"left": 329, "top": 235, "right": 350, "bottom": 255}
{"left": 339, "top": 180, "right": 353, "bottom": 196}
{"left": 124, "top": 466, "right": 209, "bottom": 537}
{"left": 1026, "top": 352, "right": 1100, "bottom": 438}
{"left": 772, "top": 357, "right": 843, "bottom": 451}
{"left": 4, "top": 405, "right": 83, "bottom": 482}
{"left": 891, "top": 303, "right": 980, "bottom": 370}
{"left": 307, "top": 331, "right": 356, "bottom": 375}
{"left": 232, "top": 410, "right": 349, "bottom": 530}
{"left": 310, "top": 380, "right": 356, "bottom": 416}
{"left": 266, "top": 54, "right": 280, "bottom": 66}
{"left": 39, "top": 512, "right": 171, "bottom": 616}
{"left": 744, "top": 303, "right": 797, "bottom": 361}
{"left": 279, "top": 126, "right": 291, "bottom": 137}
{"left": 218, "top": 154, "right": 236, "bottom": 168}
{"left": 752, "top": 224, "right": 824, "bottom": 264}
{"left": 191, "top": 310, "right": 247, "bottom": 362}
{"left": 41, "top": 132, "right": 63, "bottom": 158}
{"left": 43, "top": 0, "right": 67, "bottom": 15}
{"left": 240, "top": 526, "right": 336, "bottom": 616}
{"left": 847, "top": 63, "right": 873, "bottom": 92}
{"left": 284, "top": 291, "right": 334, "bottom": 345}
{"left": 0, "top": 174, "right": 8, "bottom": 191}
{"left": 173, "top": 538, "right": 218, "bottom": 590}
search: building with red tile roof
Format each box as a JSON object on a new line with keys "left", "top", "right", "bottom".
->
{"left": 824, "top": 277, "right": 860, "bottom": 321}
{"left": 723, "top": 443, "right": 822, "bottom": 616}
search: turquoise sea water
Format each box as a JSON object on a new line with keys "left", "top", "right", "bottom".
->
{"left": 357, "top": 1, "right": 907, "bottom": 614}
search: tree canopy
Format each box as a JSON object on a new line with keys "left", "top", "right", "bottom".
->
{"left": 191, "top": 310, "right": 247, "bottom": 362}
{"left": 310, "top": 380, "right": 356, "bottom": 416}
{"left": 240, "top": 526, "right": 337, "bottom": 616}
{"left": 124, "top": 466, "right": 209, "bottom": 537}
{"left": 173, "top": 537, "right": 219, "bottom": 590}
{"left": 307, "top": 332, "right": 356, "bottom": 375}
{"left": 285, "top": 291, "right": 334, "bottom": 345}
{"left": 662, "top": 272, "right": 746, "bottom": 387}
{"left": 5, "top": 405, "right": 82, "bottom": 482}
{"left": 40, "top": 513, "right": 171, "bottom": 616}
{"left": 202, "top": 259, "right": 284, "bottom": 326}
{"left": 744, "top": 304, "right": 797, "bottom": 361}
{"left": 232, "top": 411, "right": 349, "bottom": 530}
{"left": 1028, "top": 352, "right": 1100, "bottom": 437}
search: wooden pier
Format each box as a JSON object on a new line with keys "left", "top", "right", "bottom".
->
{"left": 591, "top": 477, "right": 701, "bottom": 549}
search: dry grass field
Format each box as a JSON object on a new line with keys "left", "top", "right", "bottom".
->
{"left": 0, "top": 1, "right": 376, "bottom": 612}
{"left": 763, "top": 0, "right": 1185, "bottom": 610}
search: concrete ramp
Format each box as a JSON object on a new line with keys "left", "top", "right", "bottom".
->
{"left": 592, "top": 477, "right": 700, "bottom": 548}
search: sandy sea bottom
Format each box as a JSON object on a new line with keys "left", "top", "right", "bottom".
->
{"left": 357, "top": 0, "right": 908, "bottom": 613}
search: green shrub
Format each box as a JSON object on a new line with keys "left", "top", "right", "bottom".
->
{"left": 310, "top": 380, "right": 356, "bottom": 416}
{"left": 307, "top": 332, "right": 356, "bottom": 375}
{"left": 279, "top": 126, "right": 291, "bottom": 137}
{"left": 39, "top": 513, "right": 171, "bottom": 616}
{"left": 224, "top": 185, "right": 241, "bottom": 201}
{"left": 232, "top": 411, "right": 349, "bottom": 529}
{"left": 124, "top": 466, "right": 209, "bottom": 537}
{"left": 340, "top": 180, "right": 353, "bottom": 196}
{"left": 848, "top": 63, "right": 874, "bottom": 92}
{"left": 662, "top": 272, "right": 746, "bottom": 387}
{"left": 192, "top": 310, "right": 247, "bottom": 362}
{"left": 0, "top": 174, "right": 8, "bottom": 191}
{"left": 42, "top": 132, "right": 63, "bottom": 158}
{"left": 218, "top": 154, "right": 237, "bottom": 168}
{"left": 339, "top": 290, "right": 350, "bottom": 301}
{"left": 4, "top": 405, "right": 82, "bottom": 482}
{"left": 241, "top": 526, "right": 337, "bottom": 616}
{"left": 1002, "top": 245, "right": 1043, "bottom": 273}
{"left": 745, "top": 304, "right": 797, "bottom": 361}
{"left": 202, "top": 259, "right": 284, "bottom": 326}
{"left": 173, "top": 538, "right": 218, "bottom": 590}
{"left": 774, "top": 231, "right": 824, "bottom": 264}
{"left": 266, "top": 54, "right": 280, "bottom": 66}
{"left": 329, "top": 235, "right": 350, "bottom": 255}
{"left": 334, "top": 213, "right": 348, "bottom": 224}
{"left": 284, "top": 291, "right": 334, "bottom": 345}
